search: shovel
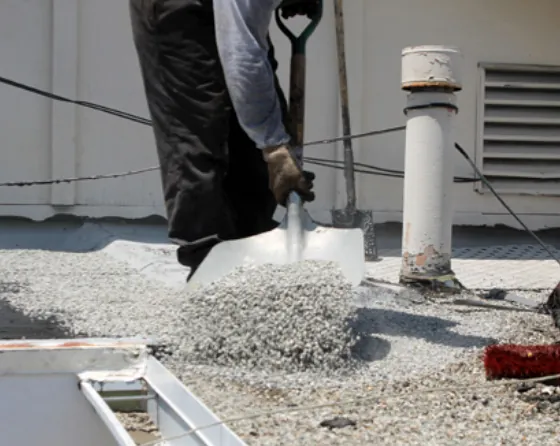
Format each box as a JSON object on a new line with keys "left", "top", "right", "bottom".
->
{"left": 330, "top": 0, "right": 377, "bottom": 261}
{"left": 186, "top": 1, "right": 365, "bottom": 290}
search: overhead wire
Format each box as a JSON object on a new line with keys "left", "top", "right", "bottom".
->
{"left": 0, "top": 75, "right": 480, "bottom": 187}
{"left": 454, "top": 142, "right": 560, "bottom": 267}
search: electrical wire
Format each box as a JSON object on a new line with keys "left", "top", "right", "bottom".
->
{"left": 0, "top": 75, "right": 400, "bottom": 143}
{"left": 305, "top": 156, "right": 479, "bottom": 183}
{"left": 303, "top": 125, "right": 406, "bottom": 146}
{"left": 0, "top": 75, "right": 152, "bottom": 126}
{"left": 0, "top": 156, "right": 480, "bottom": 187}
{"left": 0, "top": 75, "right": 480, "bottom": 186}
{"left": 454, "top": 143, "right": 560, "bottom": 268}
{"left": 0, "top": 166, "right": 160, "bottom": 187}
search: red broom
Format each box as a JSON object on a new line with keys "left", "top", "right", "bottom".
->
{"left": 484, "top": 344, "right": 560, "bottom": 380}
{"left": 483, "top": 285, "right": 560, "bottom": 380}
{"left": 455, "top": 144, "right": 560, "bottom": 381}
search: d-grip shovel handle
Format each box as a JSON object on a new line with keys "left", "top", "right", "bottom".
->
{"left": 285, "top": 52, "right": 305, "bottom": 222}
{"left": 274, "top": 1, "right": 324, "bottom": 56}
{"left": 274, "top": 2, "right": 323, "bottom": 208}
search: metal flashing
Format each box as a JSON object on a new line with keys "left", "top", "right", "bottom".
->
{"left": 0, "top": 338, "right": 247, "bottom": 446}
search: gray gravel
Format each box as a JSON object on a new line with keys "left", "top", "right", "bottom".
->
{"left": 176, "top": 261, "right": 360, "bottom": 373}
{"left": 116, "top": 412, "right": 161, "bottom": 445}
{"left": 1, "top": 223, "right": 560, "bottom": 445}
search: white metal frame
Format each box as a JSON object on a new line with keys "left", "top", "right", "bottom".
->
{"left": 0, "top": 338, "right": 246, "bottom": 446}
{"left": 475, "top": 61, "right": 560, "bottom": 196}
{"left": 81, "top": 381, "right": 138, "bottom": 446}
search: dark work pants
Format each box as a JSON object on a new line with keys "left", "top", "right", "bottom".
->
{"left": 129, "top": 0, "right": 288, "bottom": 270}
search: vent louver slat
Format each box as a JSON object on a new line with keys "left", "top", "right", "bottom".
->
{"left": 479, "top": 65, "right": 560, "bottom": 195}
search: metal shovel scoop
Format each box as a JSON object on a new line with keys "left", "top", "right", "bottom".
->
{"left": 186, "top": 1, "right": 365, "bottom": 290}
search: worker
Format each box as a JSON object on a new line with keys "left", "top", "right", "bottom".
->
{"left": 129, "top": 0, "right": 318, "bottom": 281}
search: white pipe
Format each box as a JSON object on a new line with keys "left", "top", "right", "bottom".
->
{"left": 399, "top": 46, "right": 462, "bottom": 282}
{"left": 401, "top": 92, "right": 457, "bottom": 278}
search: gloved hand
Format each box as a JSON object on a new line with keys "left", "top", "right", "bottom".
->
{"left": 263, "top": 145, "right": 315, "bottom": 205}
{"left": 280, "top": 0, "right": 320, "bottom": 19}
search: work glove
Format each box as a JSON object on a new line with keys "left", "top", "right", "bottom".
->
{"left": 263, "top": 145, "right": 315, "bottom": 205}
{"left": 280, "top": 0, "right": 321, "bottom": 19}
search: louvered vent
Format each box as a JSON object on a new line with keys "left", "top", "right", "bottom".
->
{"left": 478, "top": 64, "right": 560, "bottom": 195}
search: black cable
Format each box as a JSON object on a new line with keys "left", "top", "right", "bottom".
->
{"left": 304, "top": 156, "right": 479, "bottom": 183}
{"left": 305, "top": 159, "right": 404, "bottom": 179}
{"left": 0, "top": 75, "right": 476, "bottom": 185}
{"left": 0, "top": 75, "right": 483, "bottom": 185}
{"left": 0, "top": 158, "right": 404, "bottom": 187}
{"left": 305, "top": 156, "right": 404, "bottom": 174}
{"left": 454, "top": 142, "right": 560, "bottom": 267}
{"left": 0, "top": 76, "right": 152, "bottom": 126}
{"left": 0, "top": 75, "right": 478, "bottom": 186}
{"left": 0, "top": 157, "right": 478, "bottom": 187}
{"left": 0, "top": 166, "right": 159, "bottom": 187}
{"left": 0, "top": 75, "right": 402, "bottom": 145}
{"left": 303, "top": 125, "right": 407, "bottom": 146}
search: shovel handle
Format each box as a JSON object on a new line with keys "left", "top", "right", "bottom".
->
{"left": 288, "top": 190, "right": 302, "bottom": 206}
{"left": 274, "top": 3, "right": 323, "bottom": 55}
{"left": 274, "top": 3, "right": 323, "bottom": 148}
{"left": 287, "top": 53, "right": 306, "bottom": 148}
{"left": 286, "top": 191, "right": 304, "bottom": 261}
{"left": 275, "top": 3, "right": 322, "bottom": 211}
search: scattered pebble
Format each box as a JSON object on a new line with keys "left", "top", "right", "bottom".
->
{"left": 319, "top": 417, "right": 357, "bottom": 430}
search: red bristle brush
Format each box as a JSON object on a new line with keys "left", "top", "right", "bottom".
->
{"left": 483, "top": 282, "right": 560, "bottom": 380}
{"left": 484, "top": 344, "right": 560, "bottom": 380}
{"left": 459, "top": 149, "right": 560, "bottom": 381}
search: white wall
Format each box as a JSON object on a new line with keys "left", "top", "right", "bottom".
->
{"left": 0, "top": 0, "right": 52, "bottom": 206}
{"left": 1, "top": 0, "right": 560, "bottom": 229}
{"left": 355, "top": 0, "right": 560, "bottom": 230}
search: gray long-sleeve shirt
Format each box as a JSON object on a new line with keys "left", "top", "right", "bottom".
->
{"left": 213, "top": 0, "right": 291, "bottom": 150}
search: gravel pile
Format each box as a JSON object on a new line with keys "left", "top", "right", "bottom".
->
{"left": 176, "top": 261, "right": 360, "bottom": 373}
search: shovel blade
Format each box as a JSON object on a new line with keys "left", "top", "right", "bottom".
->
{"left": 186, "top": 211, "right": 365, "bottom": 290}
